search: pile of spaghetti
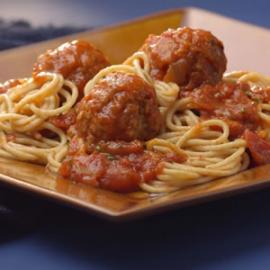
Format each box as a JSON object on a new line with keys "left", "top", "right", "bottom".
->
{"left": 0, "top": 73, "right": 76, "bottom": 172}
{"left": 1, "top": 28, "right": 270, "bottom": 194}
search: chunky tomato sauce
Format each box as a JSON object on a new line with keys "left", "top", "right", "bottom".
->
{"left": 243, "top": 129, "right": 270, "bottom": 165}
{"left": 188, "top": 81, "right": 270, "bottom": 164}
{"left": 60, "top": 139, "right": 186, "bottom": 193}
{"left": 189, "top": 82, "right": 264, "bottom": 138}
{"left": 50, "top": 108, "right": 77, "bottom": 131}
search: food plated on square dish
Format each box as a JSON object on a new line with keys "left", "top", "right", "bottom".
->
{"left": 1, "top": 26, "right": 270, "bottom": 196}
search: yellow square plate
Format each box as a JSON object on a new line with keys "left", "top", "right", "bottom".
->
{"left": 1, "top": 8, "right": 270, "bottom": 220}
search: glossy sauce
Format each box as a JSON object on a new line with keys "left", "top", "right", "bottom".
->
{"left": 60, "top": 140, "right": 186, "bottom": 193}
{"left": 189, "top": 81, "right": 270, "bottom": 164}
{"left": 244, "top": 129, "right": 270, "bottom": 165}
{"left": 190, "top": 82, "right": 264, "bottom": 138}
{"left": 50, "top": 108, "right": 76, "bottom": 131}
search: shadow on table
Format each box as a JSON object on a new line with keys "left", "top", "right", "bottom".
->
{"left": 37, "top": 187, "right": 270, "bottom": 270}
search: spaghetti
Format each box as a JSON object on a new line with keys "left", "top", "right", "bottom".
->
{"left": 0, "top": 72, "right": 78, "bottom": 172}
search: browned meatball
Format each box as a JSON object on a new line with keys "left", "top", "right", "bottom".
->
{"left": 140, "top": 27, "right": 227, "bottom": 90}
{"left": 33, "top": 40, "right": 110, "bottom": 98}
{"left": 75, "top": 72, "right": 162, "bottom": 142}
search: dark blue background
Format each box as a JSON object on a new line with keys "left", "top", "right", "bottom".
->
{"left": 1, "top": 1, "right": 270, "bottom": 269}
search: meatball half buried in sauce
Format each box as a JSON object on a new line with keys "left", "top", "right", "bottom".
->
{"left": 141, "top": 27, "right": 227, "bottom": 92}
{"left": 60, "top": 72, "right": 186, "bottom": 193}
{"left": 33, "top": 40, "right": 110, "bottom": 99}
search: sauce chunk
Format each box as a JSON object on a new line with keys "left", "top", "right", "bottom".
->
{"left": 0, "top": 79, "right": 23, "bottom": 93}
{"left": 244, "top": 129, "right": 270, "bottom": 165}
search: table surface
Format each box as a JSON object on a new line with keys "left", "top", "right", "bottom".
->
{"left": 1, "top": 1, "right": 270, "bottom": 269}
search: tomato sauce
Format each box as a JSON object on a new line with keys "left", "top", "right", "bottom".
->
{"left": 189, "top": 82, "right": 263, "bottom": 138}
{"left": 50, "top": 108, "right": 76, "bottom": 131}
{"left": 188, "top": 81, "right": 270, "bottom": 165}
{"left": 244, "top": 129, "right": 270, "bottom": 165}
{"left": 60, "top": 139, "right": 186, "bottom": 193}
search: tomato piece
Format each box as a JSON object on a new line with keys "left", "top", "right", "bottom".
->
{"left": 50, "top": 109, "right": 76, "bottom": 131}
{"left": 244, "top": 129, "right": 270, "bottom": 165}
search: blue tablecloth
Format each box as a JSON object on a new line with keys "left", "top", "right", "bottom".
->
{"left": 1, "top": 1, "right": 270, "bottom": 269}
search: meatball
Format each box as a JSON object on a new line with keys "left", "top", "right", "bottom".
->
{"left": 140, "top": 27, "right": 227, "bottom": 90}
{"left": 33, "top": 40, "right": 110, "bottom": 98}
{"left": 75, "top": 72, "right": 162, "bottom": 142}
